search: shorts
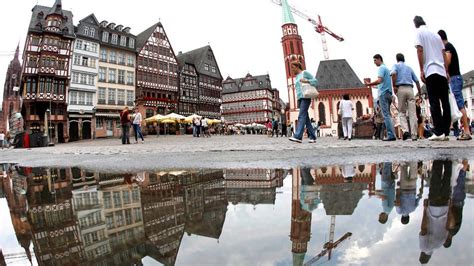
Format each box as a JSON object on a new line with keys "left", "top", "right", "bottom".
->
{"left": 450, "top": 75, "right": 465, "bottom": 109}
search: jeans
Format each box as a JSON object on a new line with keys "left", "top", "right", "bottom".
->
{"left": 379, "top": 92, "right": 396, "bottom": 139}
{"left": 426, "top": 74, "right": 451, "bottom": 136}
{"left": 397, "top": 86, "right": 417, "bottom": 137}
{"left": 121, "top": 123, "right": 130, "bottom": 144}
{"left": 294, "top": 98, "right": 316, "bottom": 140}
{"left": 450, "top": 75, "right": 464, "bottom": 109}
{"left": 133, "top": 124, "right": 144, "bottom": 142}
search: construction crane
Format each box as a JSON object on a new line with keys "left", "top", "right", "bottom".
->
{"left": 271, "top": 0, "right": 344, "bottom": 60}
{"left": 304, "top": 231, "right": 352, "bottom": 266}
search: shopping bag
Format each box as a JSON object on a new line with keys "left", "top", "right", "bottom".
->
{"left": 449, "top": 91, "right": 462, "bottom": 123}
{"left": 302, "top": 84, "right": 319, "bottom": 99}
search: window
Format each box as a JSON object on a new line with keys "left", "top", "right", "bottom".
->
{"left": 356, "top": 101, "right": 363, "bottom": 117}
{"left": 75, "top": 40, "right": 83, "bottom": 50}
{"left": 111, "top": 34, "right": 118, "bottom": 44}
{"left": 127, "top": 56, "right": 134, "bottom": 66}
{"left": 83, "top": 26, "right": 89, "bottom": 36}
{"left": 118, "top": 70, "right": 125, "bottom": 84}
{"left": 126, "top": 71, "right": 134, "bottom": 85}
{"left": 82, "top": 57, "right": 88, "bottom": 67}
{"left": 89, "top": 28, "right": 95, "bottom": 38}
{"left": 109, "top": 51, "right": 116, "bottom": 63}
{"left": 204, "top": 64, "right": 209, "bottom": 71}
{"left": 108, "top": 68, "right": 116, "bottom": 83}
{"left": 108, "top": 88, "right": 116, "bottom": 105}
{"left": 117, "top": 89, "right": 125, "bottom": 105}
{"left": 102, "top": 31, "right": 108, "bottom": 42}
{"left": 78, "top": 92, "right": 85, "bottom": 105}
{"left": 98, "top": 87, "right": 106, "bottom": 104}
{"left": 99, "top": 67, "right": 106, "bottom": 82}
{"left": 86, "top": 93, "right": 93, "bottom": 105}
{"left": 69, "top": 91, "right": 77, "bottom": 104}
{"left": 120, "top": 36, "right": 126, "bottom": 46}
{"left": 117, "top": 53, "right": 124, "bottom": 65}
{"left": 318, "top": 102, "right": 326, "bottom": 125}
{"left": 87, "top": 75, "right": 95, "bottom": 85}
{"left": 129, "top": 38, "right": 135, "bottom": 48}
{"left": 72, "top": 72, "right": 79, "bottom": 83}
{"left": 211, "top": 66, "right": 216, "bottom": 73}
{"left": 90, "top": 43, "right": 98, "bottom": 53}
{"left": 100, "top": 48, "right": 107, "bottom": 61}
{"left": 73, "top": 55, "right": 80, "bottom": 65}
{"left": 127, "top": 91, "right": 134, "bottom": 106}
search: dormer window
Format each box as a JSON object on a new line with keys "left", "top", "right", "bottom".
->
{"left": 120, "top": 36, "right": 126, "bottom": 46}
{"left": 83, "top": 26, "right": 89, "bottom": 36}
{"left": 102, "top": 32, "right": 108, "bottom": 42}
{"left": 111, "top": 34, "right": 118, "bottom": 45}
{"left": 89, "top": 28, "right": 95, "bottom": 37}
{"left": 128, "top": 38, "right": 135, "bottom": 48}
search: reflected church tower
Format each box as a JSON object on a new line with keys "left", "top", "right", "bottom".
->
{"left": 290, "top": 168, "right": 312, "bottom": 266}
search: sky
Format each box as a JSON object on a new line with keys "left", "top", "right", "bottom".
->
{"left": 1, "top": 0, "right": 473, "bottom": 105}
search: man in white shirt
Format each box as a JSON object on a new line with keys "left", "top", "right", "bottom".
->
{"left": 413, "top": 16, "right": 451, "bottom": 141}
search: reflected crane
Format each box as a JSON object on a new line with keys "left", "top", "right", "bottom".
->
{"left": 304, "top": 230, "right": 352, "bottom": 266}
{"left": 271, "top": 0, "right": 344, "bottom": 60}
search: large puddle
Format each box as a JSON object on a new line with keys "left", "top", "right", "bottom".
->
{"left": 0, "top": 160, "right": 473, "bottom": 265}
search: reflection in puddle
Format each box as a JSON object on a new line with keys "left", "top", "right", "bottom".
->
{"left": 0, "top": 161, "right": 472, "bottom": 265}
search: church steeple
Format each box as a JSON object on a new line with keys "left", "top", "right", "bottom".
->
{"left": 48, "top": 0, "right": 64, "bottom": 17}
{"left": 281, "top": 0, "right": 296, "bottom": 25}
{"left": 14, "top": 43, "right": 19, "bottom": 61}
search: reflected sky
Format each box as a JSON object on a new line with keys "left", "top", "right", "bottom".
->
{"left": 0, "top": 160, "right": 473, "bottom": 266}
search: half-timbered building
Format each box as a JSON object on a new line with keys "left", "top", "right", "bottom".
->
{"left": 136, "top": 22, "right": 179, "bottom": 120}
{"left": 68, "top": 14, "right": 100, "bottom": 141}
{"left": 96, "top": 20, "right": 136, "bottom": 138}
{"left": 176, "top": 54, "right": 199, "bottom": 117}
{"left": 20, "top": 0, "right": 75, "bottom": 143}
{"left": 222, "top": 73, "right": 281, "bottom": 124}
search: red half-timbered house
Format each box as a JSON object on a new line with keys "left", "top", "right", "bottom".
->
{"left": 20, "top": 0, "right": 75, "bottom": 143}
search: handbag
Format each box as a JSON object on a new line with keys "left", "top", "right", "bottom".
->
{"left": 302, "top": 83, "right": 319, "bottom": 99}
{"left": 448, "top": 90, "right": 462, "bottom": 123}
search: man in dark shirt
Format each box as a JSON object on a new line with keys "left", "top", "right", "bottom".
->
{"left": 438, "top": 30, "right": 471, "bottom": 140}
{"left": 120, "top": 106, "right": 131, "bottom": 144}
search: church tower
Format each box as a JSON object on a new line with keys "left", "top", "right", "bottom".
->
{"left": 280, "top": 0, "right": 308, "bottom": 125}
{"left": 0, "top": 44, "right": 22, "bottom": 133}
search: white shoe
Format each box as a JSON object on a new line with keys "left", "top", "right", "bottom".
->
{"left": 308, "top": 139, "right": 316, "bottom": 143}
{"left": 289, "top": 137, "right": 302, "bottom": 143}
{"left": 428, "top": 133, "right": 445, "bottom": 141}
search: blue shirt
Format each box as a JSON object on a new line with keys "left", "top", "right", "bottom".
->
{"left": 391, "top": 62, "right": 419, "bottom": 87}
{"left": 295, "top": 71, "right": 318, "bottom": 100}
{"left": 377, "top": 64, "right": 392, "bottom": 95}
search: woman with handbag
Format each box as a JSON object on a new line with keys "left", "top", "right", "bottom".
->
{"left": 289, "top": 61, "right": 318, "bottom": 143}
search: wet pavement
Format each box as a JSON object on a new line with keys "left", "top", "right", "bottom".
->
{"left": 0, "top": 159, "right": 473, "bottom": 265}
{"left": 1, "top": 135, "right": 474, "bottom": 171}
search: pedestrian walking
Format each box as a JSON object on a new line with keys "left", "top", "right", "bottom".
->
{"left": 413, "top": 16, "right": 451, "bottom": 141}
{"left": 288, "top": 60, "right": 318, "bottom": 143}
{"left": 340, "top": 94, "right": 354, "bottom": 140}
{"left": 438, "top": 30, "right": 472, "bottom": 140}
{"left": 272, "top": 118, "right": 279, "bottom": 137}
{"left": 132, "top": 108, "right": 144, "bottom": 144}
{"left": 416, "top": 98, "right": 425, "bottom": 139}
{"left": 0, "top": 131, "right": 4, "bottom": 150}
{"left": 391, "top": 53, "right": 421, "bottom": 141}
{"left": 374, "top": 101, "right": 385, "bottom": 140}
{"left": 390, "top": 93, "right": 401, "bottom": 139}
{"left": 120, "top": 106, "right": 131, "bottom": 144}
{"left": 202, "top": 118, "right": 210, "bottom": 137}
{"left": 365, "top": 54, "right": 396, "bottom": 141}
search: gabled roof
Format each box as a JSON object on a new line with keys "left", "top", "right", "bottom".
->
{"left": 78, "top": 13, "right": 99, "bottom": 26}
{"left": 28, "top": 5, "right": 75, "bottom": 38}
{"left": 222, "top": 74, "right": 272, "bottom": 94}
{"left": 136, "top": 22, "right": 161, "bottom": 51}
{"left": 315, "top": 59, "right": 364, "bottom": 90}
{"left": 177, "top": 45, "right": 223, "bottom": 80}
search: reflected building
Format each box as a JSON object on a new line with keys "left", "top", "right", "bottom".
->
{"left": 22, "top": 167, "right": 84, "bottom": 265}
{"left": 2, "top": 164, "right": 32, "bottom": 263}
{"left": 98, "top": 173, "right": 146, "bottom": 265}
{"left": 224, "top": 169, "right": 286, "bottom": 205}
{"left": 140, "top": 171, "right": 186, "bottom": 265}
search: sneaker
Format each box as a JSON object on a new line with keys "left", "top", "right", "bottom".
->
{"left": 428, "top": 133, "right": 445, "bottom": 141}
{"left": 402, "top": 132, "right": 410, "bottom": 141}
{"left": 141, "top": 140, "right": 145, "bottom": 144}
{"left": 289, "top": 137, "right": 302, "bottom": 143}
{"left": 308, "top": 139, "right": 316, "bottom": 143}
{"left": 382, "top": 137, "right": 396, "bottom": 141}
{"left": 457, "top": 133, "right": 472, "bottom": 141}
